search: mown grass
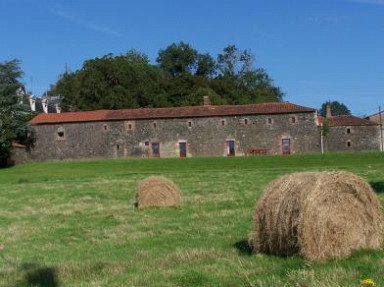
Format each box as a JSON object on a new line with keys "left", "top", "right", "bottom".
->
{"left": 0, "top": 152, "right": 383, "bottom": 286}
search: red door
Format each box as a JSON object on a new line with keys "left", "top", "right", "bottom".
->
{"left": 282, "top": 139, "right": 291, "bottom": 155}
{"left": 179, "top": 142, "right": 187, "bottom": 158}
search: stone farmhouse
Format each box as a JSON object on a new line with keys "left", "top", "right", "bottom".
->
{"left": 12, "top": 99, "right": 381, "bottom": 163}
{"left": 367, "top": 110, "right": 384, "bottom": 152}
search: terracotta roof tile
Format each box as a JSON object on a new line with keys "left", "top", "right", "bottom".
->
{"left": 318, "top": 115, "right": 378, "bottom": 127}
{"left": 29, "top": 102, "right": 316, "bottom": 125}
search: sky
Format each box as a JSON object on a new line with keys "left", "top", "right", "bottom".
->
{"left": 1, "top": 0, "right": 383, "bottom": 116}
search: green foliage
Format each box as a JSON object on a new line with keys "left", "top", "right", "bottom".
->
{"left": 51, "top": 43, "right": 284, "bottom": 111}
{"left": 319, "top": 101, "right": 351, "bottom": 117}
{"left": 0, "top": 153, "right": 383, "bottom": 286}
{"left": 0, "top": 59, "right": 33, "bottom": 167}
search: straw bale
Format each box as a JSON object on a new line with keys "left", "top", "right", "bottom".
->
{"left": 137, "top": 176, "right": 180, "bottom": 209}
{"left": 250, "top": 171, "right": 384, "bottom": 261}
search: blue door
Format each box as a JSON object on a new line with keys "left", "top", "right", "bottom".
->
{"left": 227, "top": 140, "right": 235, "bottom": 156}
{"left": 152, "top": 142, "right": 160, "bottom": 157}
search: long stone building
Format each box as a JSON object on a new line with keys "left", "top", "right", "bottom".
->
{"left": 12, "top": 100, "right": 381, "bottom": 163}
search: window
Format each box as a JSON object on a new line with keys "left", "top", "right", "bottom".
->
{"left": 125, "top": 121, "right": 135, "bottom": 131}
{"left": 346, "top": 128, "right": 351, "bottom": 134}
{"left": 56, "top": 127, "right": 65, "bottom": 141}
{"left": 153, "top": 122, "right": 157, "bottom": 129}
{"left": 267, "top": 118, "right": 273, "bottom": 124}
{"left": 347, "top": 141, "right": 351, "bottom": 148}
{"left": 243, "top": 118, "right": 249, "bottom": 125}
{"left": 144, "top": 141, "right": 150, "bottom": 146}
{"left": 187, "top": 121, "right": 192, "bottom": 128}
{"left": 103, "top": 124, "right": 109, "bottom": 131}
{"left": 291, "top": 116, "right": 297, "bottom": 123}
{"left": 221, "top": 119, "right": 226, "bottom": 126}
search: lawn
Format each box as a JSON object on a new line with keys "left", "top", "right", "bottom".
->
{"left": 0, "top": 153, "right": 383, "bottom": 286}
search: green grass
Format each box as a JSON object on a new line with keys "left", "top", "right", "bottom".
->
{"left": 0, "top": 152, "right": 384, "bottom": 286}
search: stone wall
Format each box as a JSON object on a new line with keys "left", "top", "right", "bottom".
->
{"left": 28, "top": 111, "right": 320, "bottom": 161}
{"left": 368, "top": 113, "right": 384, "bottom": 152}
{"left": 323, "top": 125, "right": 380, "bottom": 153}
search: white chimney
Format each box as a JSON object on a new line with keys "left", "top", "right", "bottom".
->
{"left": 29, "top": 95, "right": 36, "bottom": 112}
{"left": 42, "top": 99, "right": 48, "bottom": 113}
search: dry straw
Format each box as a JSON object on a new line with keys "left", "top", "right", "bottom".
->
{"left": 250, "top": 171, "right": 384, "bottom": 261}
{"left": 137, "top": 176, "right": 180, "bottom": 209}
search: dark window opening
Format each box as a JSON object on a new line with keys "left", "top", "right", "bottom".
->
{"left": 128, "top": 124, "right": 132, "bottom": 130}
{"left": 347, "top": 141, "right": 351, "bottom": 148}
{"left": 221, "top": 119, "right": 226, "bottom": 126}
{"left": 144, "top": 141, "right": 150, "bottom": 146}
{"left": 153, "top": 122, "right": 157, "bottom": 129}
{"left": 116, "top": 144, "right": 120, "bottom": 150}
{"left": 244, "top": 119, "right": 248, "bottom": 125}
{"left": 291, "top": 117, "right": 296, "bottom": 123}
{"left": 57, "top": 131, "right": 64, "bottom": 138}
{"left": 347, "top": 128, "right": 351, "bottom": 134}
{"left": 57, "top": 127, "right": 65, "bottom": 140}
{"left": 103, "top": 124, "right": 108, "bottom": 131}
{"left": 188, "top": 121, "right": 192, "bottom": 128}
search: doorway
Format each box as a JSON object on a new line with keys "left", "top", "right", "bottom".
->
{"left": 152, "top": 142, "right": 160, "bottom": 157}
{"left": 179, "top": 142, "right": 187, "bottom": 158}
{"left": 282, "top": 138, "right": 291, "bottom": 155}
{"left": 227, "top": 140, "right": 235, "bottom": 157}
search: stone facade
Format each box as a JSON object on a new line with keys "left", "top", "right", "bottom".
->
{"left": 323, "top": 125, "right": 380, "bottom": 153}
{"left": 368, "top": 111, "right": 384, "bottom": 152}
{"left": 26, "top": 112, "right": 320, "bottom": 162}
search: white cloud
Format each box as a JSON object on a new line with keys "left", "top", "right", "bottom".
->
{"left": 51, "top": 9, "right": 120, "bottom": 37}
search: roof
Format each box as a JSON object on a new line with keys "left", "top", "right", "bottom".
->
{"left": 318, "top": 115, "right": 378, "bottom": 127}
{"left": 29, "top": 102, "right": 316, "bottom": 125}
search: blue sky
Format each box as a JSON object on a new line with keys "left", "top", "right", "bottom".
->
{"left": 1, "top": 0, "right": 383, "bottom": 116}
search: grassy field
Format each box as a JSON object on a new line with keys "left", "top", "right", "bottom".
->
{"left": 0, "top": 153, "right": 384, "bottom": 287}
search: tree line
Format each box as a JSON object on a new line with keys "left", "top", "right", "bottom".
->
{"left": 49, "top": 43, "right": 284, "bottom": 111}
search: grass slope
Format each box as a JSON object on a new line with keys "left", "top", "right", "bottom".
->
{"left": 0, "top": 153, "right": 383, "bottom": 286}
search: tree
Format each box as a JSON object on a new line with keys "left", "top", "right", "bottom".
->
{"left": 319, "top": 101, "right": 351, "bottom": 117}
{"left": 195, "top": 53, "right": 216, "bottom": 77}
{"left": 156, "top": 42, "right": 199, "bottom": 77}
{"left": 0, "top": 59, "right": 33, "bottom": 167}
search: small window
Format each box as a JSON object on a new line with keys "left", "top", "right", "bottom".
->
{"left": 153, "top": 122, "right": 157, "bottom": 129}
{"left": 267, "top": 118, "right": 273, "bottom": 124}
{"left": 347, "top": 141, "right": 351, "bottom": 148}
{"left": 116, "top": 144, "right": 120, "bottom": 150}
{"left": 221, "top": 119, "right": 226, "bottom": 126}
{"left": 291, "top": 116, "right": 297, "bottom": 123}
{"left": 56, "top": 127, "right": 65, "bottom": 141}
{"left": 144, "top": 141, "right": 150, "bottom": 146}
{"left": 187, "top": 121, "right": 192, "bottom": 128}
{"left": 244, "top": 118, "right": 249, "bottom": 125}
{"left": 346, "top": 128, "right": 351, "bottom": 134}
{"left": 125, "top": 121, "right": 135, "bottom": 131}
{"left": 103, "top": 124, "right": 109, "bottom": 131}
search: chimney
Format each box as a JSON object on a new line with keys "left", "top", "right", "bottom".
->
{"left": 326, "top": 103, "right": 332, "bottom": 118}
{"left": 42, "top": 99, "right": 48, "bottom": 114}
{"left": 203, "top": 96, "right": 211, "bottom": 106}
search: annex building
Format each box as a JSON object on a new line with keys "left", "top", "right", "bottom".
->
{"left": 13, "top": 100, "right": 381, "bottom": 163}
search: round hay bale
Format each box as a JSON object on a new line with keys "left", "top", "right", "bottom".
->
{"left": 250, "top": 171, "right": 384, "bottom": 261}
{"left": 137, "top": 176, "right": 180, "bottom": 209}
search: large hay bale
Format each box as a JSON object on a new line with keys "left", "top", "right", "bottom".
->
{"left": 137, "top": 176, "right": 180, "bottom": 209}
{"left": 250, "top": 171, "right": 384, "bottom": 261}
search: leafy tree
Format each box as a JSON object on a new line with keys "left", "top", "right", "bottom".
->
{"left": 195, "top": 53, "right": 216, "bottom": 77}
{"left": 319, "top": 101, "right": 351, "bottom": 117}
{"left": 156, "top": 42, "right": 199, "bottom": 76}
{"left": 0, "top": 59, "right": 33, "bottom": 167}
